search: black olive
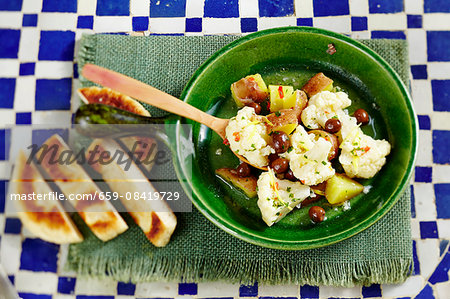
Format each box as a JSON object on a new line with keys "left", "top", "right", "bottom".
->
{"left": 354, "top": 108, "right": 369, "bottom": 125}
{"left": 270, "top": 158, "right": 289, "bottom": 174}
{"left": 271, "top": 131, "right": 291, "bottom": 154}
{"left": 284, "top": 169, "right": 297, "bottom": 181}
{"left": 324, "top": 118, "right": 342, "bottom": 133}
{"left": 309, "top": 206, "right": 326, "bottom": 223}
{"left": 236, "top": 163, "right": 251, "bottom": 177}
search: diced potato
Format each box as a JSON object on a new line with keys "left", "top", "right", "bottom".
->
{"left": 325, "top": 173, "right": 363, "bottom": 205}
{"left": 283, "top": 89, "right": 308, "bottom": 111}
{"left": 216, "top": 168, "right": 257, "bottom": 198}
{"left": 302, "top": 73, "right": 334, "bottom": 98}
{"left": 269, "top": 85, "right": 294, "bottom": 112}
{"left": 309, "top": 130, "right": 339, "bottom": 160}
{"left": 231, "top": 74, "right": 269, "bottom": 107}
{"left": 265, "top": 109, "right": 298, "bottom": 135}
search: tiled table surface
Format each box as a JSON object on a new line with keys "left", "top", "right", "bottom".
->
{"left": 0, "top": 0, "right": 449, "bottom": 298}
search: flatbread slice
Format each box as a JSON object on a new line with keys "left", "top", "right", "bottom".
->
{"left": 10, "top": 151, "right": 83, "bottom": 244}
{"left": 35, "top": 134, "right": 128, "bottom": 241}
{"left": 119, "top": 136, "right": 158, "bottom": 173}
{"left": 86, "top": 138, "right": 177, "bottom": 247}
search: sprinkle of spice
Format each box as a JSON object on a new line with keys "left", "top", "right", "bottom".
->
{"left": 233, "top": 132, "right": 240, "bottom": 142}
{"left": 278, "top": 86, "right": 284, "bottom": 98}
{"left": 223, "top": 138, "right": 230, "bottom": 146}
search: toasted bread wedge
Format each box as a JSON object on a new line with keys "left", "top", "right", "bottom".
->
{"left": 10, "top": 151, "right": 83, "bottom": 244}
{"left": 78, "top": 86, "right": 150, "bottom": 116}
{"left": 86, "top": 138, "right": 177, "bottom": 247}
{"left": 119, "top": 136, "right": 158, "bottom": 173}
{"left": 35, "top": 135, "right": 128, "bottom": 241}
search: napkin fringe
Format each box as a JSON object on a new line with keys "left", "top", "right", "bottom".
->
{"left": 66, "top": 253, "right": 413, "bottom": 287}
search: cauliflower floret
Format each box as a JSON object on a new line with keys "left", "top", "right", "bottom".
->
{"left": 257, "top": 169, "right": 310, "bottom": 226}
{"left": 301, "top": 91, "right": 351, "bottom": 129}
{"left": 282, "top": 125, "right": 335, "bottom": 185}
{"left": 226, "top": 107, "right": 274, "bottom": 167}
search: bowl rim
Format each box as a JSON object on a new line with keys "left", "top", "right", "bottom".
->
{"left": 176, "top": 26, "right": 418, "bottom": 250}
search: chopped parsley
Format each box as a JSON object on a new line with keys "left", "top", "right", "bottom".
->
{"left": 287, "top": 187, "right": 291, "bottom": 192}
{"left": 287, "top": 146, "right": 293, "bottom": 153}
{"left": 321, "top": 161, "right": 327, "bottom": 165}
{"left": 275, "top": 111, "right": 281, "bottom": 117}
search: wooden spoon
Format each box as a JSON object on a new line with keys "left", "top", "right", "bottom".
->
{"left": 81, "top": 63, "right": 268, "bottom": 170}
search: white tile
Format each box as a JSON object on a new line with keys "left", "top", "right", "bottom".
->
{"left": 75, "top": 277, "right": 117, "bottom": 295}
{"left": 174, "top": 297, "right": 195, "bottom": 299}
{"left": 18, "top": 28, "right": 40, "bottom": 61}
{"left": 0, "top": 161, "right": 12, "bottom": 180}
{"left": 414, "top": 183, "right": 437, "bottom": 220}
{"left": 0, "top": 12, "right": 22, "bottom": 29}
{"left": 115, "top": 296, "right": 135, "bottom": 299}
{"left": 368, "top": 14, "right": 406, "bottom": 30}
{"left": 433, "top": 165, "right": 450, "bottom": 183}
{"left": 411, "top": 219, "right": 421, "bottom": 239}
{"left": 258, "top": 17, "right": 297, "bottom": 30}
{"left": 94, "top": 16, "right": 132, "bottom": 33}
{"left": 431, "top": 112, "right": 450, "bottom": 130}
{"left": 319, "top": 285, "right": 361, "bottom": 298}
{"left": 77, "top": 0, "right": 96, "bottom": 15}
{"left": 427, "top": 62, "right": 450, "bottom": 79}
{"left": 197, "top": 281, "right": 239, "bottom": 297}
{"left": 294, "top": 0, "right": 313, "bottom": 17}
{"left": 149, "top": 17, "right": 186, "bottom": 33}
{"left": 135, "top": 281, "right": 179, "bottom": 297}
{"left": 407, "top": 29, "right": 427, "bottom": 64}
{"left": 0, "top": 59, "right": 19, "bottom": 77}
{"left": 57, "top": 244, "right": 77, "bottom": 276}
{"left": 21, "top": 225, "right": 36, "bottom": 239}
{"left": 435, "top": 281, "right": 450, "bottom": 299}
{"left": 14, "top": 77, "right": 36, "bottom": 112}
{"left": 0, "top": 110, "right": 16, "bottom": 127}
{"left": 350, "top": 31, "right": 371, "bottom": 39}
{"left": 32, "top": 111, "right": 72, "bottom": 125}
{"left": 15, "top": 271, "right": 58, "bottom": 293}
{"left": 38, "top": 13, "right": 77, "bottom": 30}
{"left": 240, "top": 0, "right": 259, "bottom": 17}
{"left": 416, "top": 130, "right": 433, "bottom": 166}
{"left": 0, "top": 214, "right": 5, "bottom": 235}
{"left": 405, "top": 0, "right": 424, "bottom": 14}
{"left": 0, "top": 234, "right": 22, "bottom": 274}
{"left": 423, "top": 13, "right": 450, "bottom": 30}
{"left": 382, "top": 275, "right": 424, "bottom": 297}
{"left": 258, "top": 283, "right": 299, "bottom": 296}
{"left": 411, "top": 80, "right": 433, "bottom": 114}
{"left": 349, "top": 0, "right": 368, "bottom": 15}
{"left": 22, "top": 0, "right": 43, "bottom": 14}
{"left": 131, "top": 0, "right": 150, "bottom": 16}
{"left": 417, "top": 240, "right": 440, "bottom": 278}
{"left": 203, "top": 18, "right": 241, "bottom": 34}
{"left": 313, "top": 16, "right": 351, "bottom": 34}
{"left": 52, "top": 295, "right": 76, "bottom": 299}
{"left": 35, "top": 61, "right": 73, "bottom": 79}
{"left": 437, "top": 220, "right": 450, "bottom": 239}
{"left": 186, "top": 0, "right": 204, "bottom": 17}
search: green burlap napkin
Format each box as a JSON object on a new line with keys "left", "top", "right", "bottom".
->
{"left": 68, "top": 34, "right": 413, "bottom": 287}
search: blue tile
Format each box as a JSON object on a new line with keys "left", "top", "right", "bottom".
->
{"left": 431, "top": 80, "right": 450, "bottom": 111}
{"left": 300, "top": 284, "right": 319, "bottom": 298}
{"left": 22, "top": 14, "right": 38, "bottom": 27}
{"left": 415, "top": 284, "right": 435, "bottom": 299}
{"left": 410, "top": 185, "right": 416, "bottom": 218}
{"left": 35, "top": 78, "right": 72, "bottom": 110}
{"left": 351, "top": 16, "right": 368, "bottom": 31}
{"left": 241, "top": 18, "right": 257, "bottom": 33}
{"left": 4, "top": 218, "right": 22, "bottom": 234}
{"left": 73, "top": 63, "right": 79, "bottom": 79}
{"left": 411, "top": 65, "right": 427, "bottom": 79}
{"left": 0, "top": 78, "right": 16, "bottom": 108}
{"left": 420, "top": 221, "right": 439, "bottom": 239}
{"left": 77, "top": 16, "right": 94, "bottom": 29}
{"left": 369, "top": 0, "right": 403, "bottom": 13}
{"left": 433, "top": 130, "right": 450, "bottom": 163}
{"left": 18, "top": 294, "right": 52, "bottom": 299}
{"left": 58, "top": 277, "right": 76, "bottom": 294}
{"left": 8, "top": 275, "right": 14, "bottom": 285}
{"left": 0, "top": 29, "right": 20, "bottom": 58}
{"left": 313, "top": 0, "right": 349, "bottom": 17}
{"left": 362, "top": 284, "right": 382, "bottom": 297}
{"left": 429, "top": 252, "right": 450, "bottom": 284}
{"left": 427, "top": 31, "right": 450, "bottom": 61}
{"left": 150, "top": 0, "right": 186, "bottom": 17}
{"left": 0, "top": 180, "right": 5, "bottom": 213}
{"left": 297, "top": 18, "right": 313, "bottom": 27}
{"left": 407, "top": 15, "right": 422, "bottom": 28}
{"left": 19, "top": 62, "right": 35, "bottom": 76}
{"left": 20, "top": 238, "right": 59, "bottom": 272}
{"left": 259, "top": 0, "right": 294, "bottom": 17}
{"left": 424, "top": 0, "right": 450, "bottom": 13}
{"left": 439, "top": 239, "right": 449, "bottom": 256}
{"left": 42, "top": 0, "right": 77, "bottom": 12}
{"left": 186, "top": 18, "right": 202, "bottom": 32}
{"left": 415, "top": 166, "right": 432, "bottom": 182}
{"left": 38, "top": 31, "right": 75, "bottom": 61}
{"left": 132, "top": 16, "right": 149, "bottom": 31}
{"left": 178, "top": 283, "right": 197, "bottom": 295}
{"left": 412, "top": 240, "right": 421, "bottom": 275}
{"left": 0, "top": 129, "right": 11, "bottom": 161}
{"left": 32, "top": 129, "right": 68, "bottom": 146}
{"left": 417, "top": 115, "right": 431, "bottom": 130}
{"left": 371, "top": 31, "right": 406, "bottom": 39}
{"left": 435, "top": 184, "right": 450, "bottom": 218}
{"left": 239, "top": 282, "right": 258, "bottom": 297}
{"left": 204, "top": 0, "right": 238, "bottom": 18}
{"left": 0, "top": 0, "right": 22, "bottom": 11}
{"left": 117, "top": 281, "right": 136, "bottom": 296}
{"left": 96, "top": 0, "right": 129, "bottom": 16}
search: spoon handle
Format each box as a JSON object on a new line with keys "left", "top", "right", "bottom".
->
{"left": 81, "top": 64, "right": 227, "bottom": 137}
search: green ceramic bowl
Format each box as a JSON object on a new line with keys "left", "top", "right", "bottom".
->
{"left": 174, "top": 27, "right": 417, "bottom": 250}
